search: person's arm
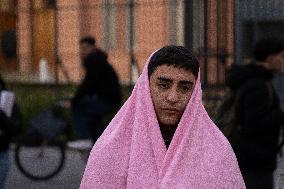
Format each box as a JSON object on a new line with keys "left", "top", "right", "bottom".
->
{"left": 72, "top": 57, "right": 100, "bottom": 107}
{"left": 0, "top": 103, "right": 22, "bottom": 136}
{"left": 239, "top": 80, "right": 284, "bottom": 135}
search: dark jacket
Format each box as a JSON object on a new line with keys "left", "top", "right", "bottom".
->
{"left": 226, "top": 63, "right": 284, "bottom": 171}
{"left": 71, "top": 49, "right": 122, "bottom": 110}
{"left": 0, "top": 80, "right": 22, "bottom": 151}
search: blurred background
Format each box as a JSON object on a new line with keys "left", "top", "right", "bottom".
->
{"left": 0, "top": 0, "right": 284, "bottom": 188}
{"left": 0, "top": 0, "right": 283, "bottom": 114}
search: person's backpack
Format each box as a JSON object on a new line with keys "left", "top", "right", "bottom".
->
{"left": 265, "top": 82, "right": 284, "bottom": 156}
{"left": 214, "top": 89, "right": 241, "bottom": 143}
{"left": 215, "top": 82, "right": 284, "bottom": 156}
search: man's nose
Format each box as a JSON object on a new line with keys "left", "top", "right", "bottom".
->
{"left": 166, "top": 88, "right": 179, "bottom": 103}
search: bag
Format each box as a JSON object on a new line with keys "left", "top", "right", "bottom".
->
{"left": 215, "top": 82, "right": 284, "bottom": 156}
{"left": 266, "top": 82, "right": 284, "bottom": 156}
{"left": 214, "top": 89, "right": 241, "bottom": 143}
{"left": 0, "top": 90, "right": 15, "bottom": 117}
{"left": 29, "top": 109, "right": 67, "bottom": 140}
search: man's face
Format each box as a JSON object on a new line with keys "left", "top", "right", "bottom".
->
{"left": 80, "top": 43, "right": 95, "bottom": 60}
{"left": 268, "top": 51, "right": 284, "bottom": 72}
{"left": 149, "top": 65, "right": 196, "bottom": 127}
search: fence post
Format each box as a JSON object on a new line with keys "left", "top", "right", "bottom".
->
{"left": 128, "top": 0, "right": 137, "bottom": 85}
{"left": 203, "top": 0, "right": 208, "bottom": 87}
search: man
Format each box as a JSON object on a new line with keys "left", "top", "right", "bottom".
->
{"left": 0, "top": 74, "right": 21, "bottom": 189}
{"left": 80, "top": 46, "right": 245, "bottom": 188}
{"left": 225, "top": 38, "right": 284, "bottom": 189}
{"left": 273, "top": 72, "right": 284, "bottom": 109}
{"left": 69, "top": 36, "right": 122, "bottom": 148}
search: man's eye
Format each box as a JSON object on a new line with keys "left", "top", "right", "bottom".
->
{"left": 180, "top": 85, "right": 191, "bottom": 92}
{"left": 182, "top": 86, "right": 189, "bottom": 91}
{"left": 158, "top": 83, "right": 169, "bottom": 89}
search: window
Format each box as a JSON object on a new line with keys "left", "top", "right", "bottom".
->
{"left": 243, "top": 21, "right": 284, "bottom": 59}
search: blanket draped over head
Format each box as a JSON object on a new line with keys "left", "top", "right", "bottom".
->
{"left": 80, "top": 50, "right": 245, "bottom": 189}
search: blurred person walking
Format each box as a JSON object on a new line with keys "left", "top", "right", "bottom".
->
{"left": 225, "top": 38, "right": 284, "bottom": 189}
{"left": 273, "top": 52, "right": 284, "bottom": 189}
{"left": 68, "top": 36, "right": 122, "bottom": 149}
{"left": 0, "top": 74, "right": 21, "bottom": 189}
{"left": 273, "top": 72, "right": 284, "bottom": 109}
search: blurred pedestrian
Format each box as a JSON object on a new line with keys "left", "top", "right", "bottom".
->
{"left": 68, "top": 36, "right": 122, "bottom": 149}
{"left": 225, "top": 38, "right": 284, "bottom": 189}
{"left": 273, "top": 72, "right": 284, "bottom": 109}
{"left": 80, "top": 46, "right": 245, "bottom": 188}
{"left": 272, "top": 46, "right": 284, "bottom": 189}
{"left": 0, "top": 74, "right": 21, "bottom": 189}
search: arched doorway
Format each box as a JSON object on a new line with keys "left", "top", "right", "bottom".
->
{"left": 0, "top": 0, "right": 17, "bottom": 72}
{"left": 31, "top": 0, "right": 56, "bottom": 78}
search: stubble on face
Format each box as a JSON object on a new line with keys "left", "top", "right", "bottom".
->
{"left": 149, "top": 65, "right": 196, "bottom": 127}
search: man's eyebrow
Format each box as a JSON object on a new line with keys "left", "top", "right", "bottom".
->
{"left": 180, "top": 80, "right": 194, "bottom": 85}
{"left": 157, "top": 76, "right": 172, "bottom": 82}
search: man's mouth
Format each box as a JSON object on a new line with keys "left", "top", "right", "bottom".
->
{"left": 162, "top": 108, "right": 179, "bottom": 113}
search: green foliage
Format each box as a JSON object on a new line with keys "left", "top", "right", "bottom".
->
{"left": 7, "top": 82, "right": 222, "bottom": 132}
{"left": 7, "top": 83, "right": 133, "bottom": 130}
{"left": 7, "top": 83, "right": 76, "bottom": 130}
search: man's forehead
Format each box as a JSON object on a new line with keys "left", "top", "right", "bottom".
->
{"left": 156, "top": 76, "right": 193, "bottom": 84}
{"left": 151, "top": 65, "right": 196, "bottom": 83}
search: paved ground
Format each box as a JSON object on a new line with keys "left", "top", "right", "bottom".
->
{"left": 5, "top": 145, "right": 284, "bottom": 189}
{"left": 275, "top": 147, "right": 284, "bottom": 189}
{"left": 5, "top": 147, "right": 87, "bottom": 189}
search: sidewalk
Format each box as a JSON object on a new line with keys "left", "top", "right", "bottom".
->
{"left": 275, "top": 147, "right": 284, "bottom": 189}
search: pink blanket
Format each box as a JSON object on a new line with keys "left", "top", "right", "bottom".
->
{"left": 80, "top": 51, "right": 245, "bottom": 189}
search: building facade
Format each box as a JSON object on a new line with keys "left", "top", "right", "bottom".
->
{"left": 0, "top": 0, "right": 234, "bottom": 85}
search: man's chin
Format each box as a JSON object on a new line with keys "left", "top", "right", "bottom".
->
{"left": 159, "top": 120, "right": 179, "bottom": 128}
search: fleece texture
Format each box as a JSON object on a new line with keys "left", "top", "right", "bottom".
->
{"left": 80, "top": 50, "right": 245, "bottom": 189}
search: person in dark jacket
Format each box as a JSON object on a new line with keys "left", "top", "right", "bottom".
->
{"left": 69, "top": 36, "right": 122, "bottom": 147}
{"left": 0, "top": 74, "right": 21, "bottom": 189}
{"left": 226, "top": 38, "right": 284, "bottom": 189}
